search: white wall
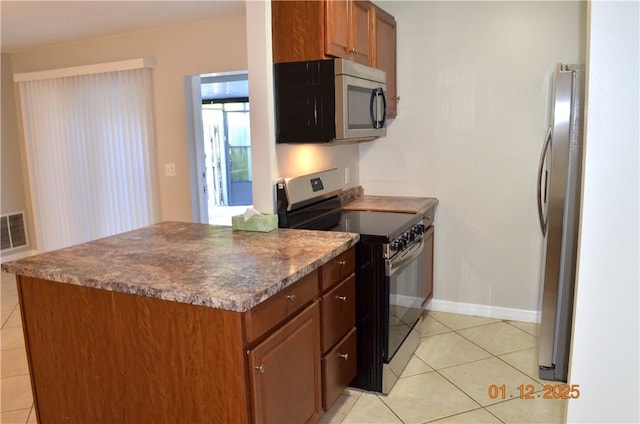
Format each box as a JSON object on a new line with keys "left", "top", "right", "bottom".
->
{"left": 276, "top": 143, "right": 360, "bottom": 187}
{"left": 566, "top": 1, "right": 639, "bottom": 422}
{"left": 1, "top": 53, "right": 34, "bottom": 258}
{"left": 360, "top": 1, "right": 586, "bottom": 318}
{"left": 245, "top": 0, "right": 278, "bottom": 213}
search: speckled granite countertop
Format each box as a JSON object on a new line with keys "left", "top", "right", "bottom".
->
{"left": 343, "top": 195, "right": 439, "bottom": 215}
{"left": 1, "top": 222, "right": 359, "bottom": 313}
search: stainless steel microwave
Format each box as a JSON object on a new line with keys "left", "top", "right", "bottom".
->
{"left": 274, "top": 58, "right": 387, "bottom": 143}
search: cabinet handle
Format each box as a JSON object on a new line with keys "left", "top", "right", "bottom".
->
{"left": 335, "top": 295, "right": 347, "bottom": 302}
{"left": 337, "top": 353, "right": 349, "bottom": 360}
{"left": 286, "top": 294, "right": 297, "bottom": 302}
{"left": 255, "top": 364, "right": 265, "bottom": 374}
{"left": 338, "top": 260, "right": 347, "bottom": 266}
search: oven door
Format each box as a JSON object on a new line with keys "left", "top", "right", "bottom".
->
{"left": 384, "top": 240, "right": 424, "bottom": 363}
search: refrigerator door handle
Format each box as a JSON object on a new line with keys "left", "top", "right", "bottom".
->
{"left": 537, "top": 126, "right": 552, "bottom": 234}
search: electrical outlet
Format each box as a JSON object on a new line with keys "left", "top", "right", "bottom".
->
{"left": 165, "top": 163, "right": 176, "bottom": 177}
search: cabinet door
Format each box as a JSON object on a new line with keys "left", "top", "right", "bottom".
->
{"left": 272, "top": 0, "right": 325, "bottom": 63}
{"left": 249, "top": 303, "right": 322, "bottom": 424}
{"left": 351, "top": 1, "right": 375, "bottom": 66}
{"left": 421, "top": 226, "right": 435, "bottom": 305}
{"left": 374, "top": 6, "right": 397, "bottom": 117}
{"left": 325, "top": 0, "right": 351, "bottom": 59}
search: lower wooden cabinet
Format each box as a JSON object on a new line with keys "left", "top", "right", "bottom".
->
{"left": 319, "top": 250, "right": 357, "bottom": 411}
{"left": 16, "top": 248, "right": 356, "bottom": 423}
{"left": 321, "top": 327, "right": 357, "bottom": 410}
{"left": 248, "top": 303, "right": 322, "bottom": 424}
{"left": 421, "top": 225, "right": 435, "bottom": 306}
{"left": 18, "top": 277, "right": 122, "bottom": 423}
{"left": 18, "top": 276, "right": 251, "bottom": 423}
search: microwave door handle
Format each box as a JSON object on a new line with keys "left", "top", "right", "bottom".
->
{"left": 370, "top": 88, "right": 387, "bottom": 129}
{"left": 379, "top": 88, "right": 387, "bottom": 128}
{"left": 369, "top": 89, "right": 377, "bottom": 127}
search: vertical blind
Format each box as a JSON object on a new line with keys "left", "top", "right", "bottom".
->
{"left": 16, "top": 60, "right": 158, "bottom": 252}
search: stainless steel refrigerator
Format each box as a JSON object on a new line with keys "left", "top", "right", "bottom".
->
{"left": 537, "top": 63, "right": 585, "bottom": 382}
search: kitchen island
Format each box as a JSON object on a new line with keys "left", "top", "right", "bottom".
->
{"left": 2, "top": 222, "right": 359, "bottom": 423}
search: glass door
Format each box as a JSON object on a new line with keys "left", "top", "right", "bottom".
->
{"left": 224, "top": 104, "right": 252, "bottom": 206}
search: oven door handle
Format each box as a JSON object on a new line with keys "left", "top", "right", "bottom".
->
{"left": 387, "top": 239, "right": 425, "bottom": 277}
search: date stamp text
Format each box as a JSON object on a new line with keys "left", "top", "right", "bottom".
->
{"left": 487, "top": 384, "right": 580, "bottom": 400}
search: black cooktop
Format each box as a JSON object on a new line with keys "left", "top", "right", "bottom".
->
{"left": 332, "top": 210, "right": 422, "bottom": 241}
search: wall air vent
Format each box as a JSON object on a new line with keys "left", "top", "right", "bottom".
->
{"left": 1, "top": 212, "right": 28, "bottom": 251}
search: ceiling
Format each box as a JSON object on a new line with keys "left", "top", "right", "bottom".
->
{"left": 0, "top": 0, "right": 246, "bottom": 53}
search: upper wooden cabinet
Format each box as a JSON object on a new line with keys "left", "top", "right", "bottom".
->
{"left": 326, "top": 0, "right": 375, "bottom": 66}
{"left": 272, "top": 0, "right": 398, "bottom": 117}
{"left": 273, "top": 0, "right": 374, "bottom": 66}
{"left": 373, "top": 5, "right": 397, "bottom": 118}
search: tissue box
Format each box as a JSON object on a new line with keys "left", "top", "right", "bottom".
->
{"left": 231, "top": 214, "right": 278, "bottom": 232}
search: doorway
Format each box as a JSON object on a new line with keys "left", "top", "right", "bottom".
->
{"left": 185, "top": 71, "right": 253, "bottom": 225}
{"left": 202, "top": 101, "right": 252, "bottom": 207}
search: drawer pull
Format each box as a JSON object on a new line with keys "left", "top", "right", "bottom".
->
{"left": 338, "top": 260, "right": 347, "bottom": 266}
{"left": 255, "top": 364, "right": 265, "bottom": 374}
{"left": 337, "top": 353, "right": 349, "bottom": 360}
{"left": 286, "top": 294, "right": 297, "bottom": 302}
{"left": 335, "top": 295, "right": 347, "bottom": 302}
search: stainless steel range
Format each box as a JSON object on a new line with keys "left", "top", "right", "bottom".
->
{"left": 276, "top": 169, "right": 425, "bottom": 394}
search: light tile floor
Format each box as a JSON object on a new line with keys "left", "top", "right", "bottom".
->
{"left": 1, "top": 272, "right": 36, "bottom": 423}
{"left": 322, "top": 312, "right": 567, "bottom": 423}
{"left": 1, "top": 271, "right": 565, "bottom": 423}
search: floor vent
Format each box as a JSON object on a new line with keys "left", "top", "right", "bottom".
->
{"left": 1, "top": 212, "right": 28, "bottom": 251}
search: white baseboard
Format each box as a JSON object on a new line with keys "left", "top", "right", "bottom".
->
{"left": 1, "top": 249, "right": 39, "bottom": 264}
{"left": 426, "top": 298, "right": 541, "bottom": 323}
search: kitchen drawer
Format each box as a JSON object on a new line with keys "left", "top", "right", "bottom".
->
{"left": 320, "top": 273, "right": 356, "bottom": 353}
{"left": 320, "top": 248, "right": 355, "bottom": 291}
{"left": 321, "top": 327, "right": 357, "bottom": 411}
{"left": 244, "top": 270, "right": 319, "bottom": 344}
